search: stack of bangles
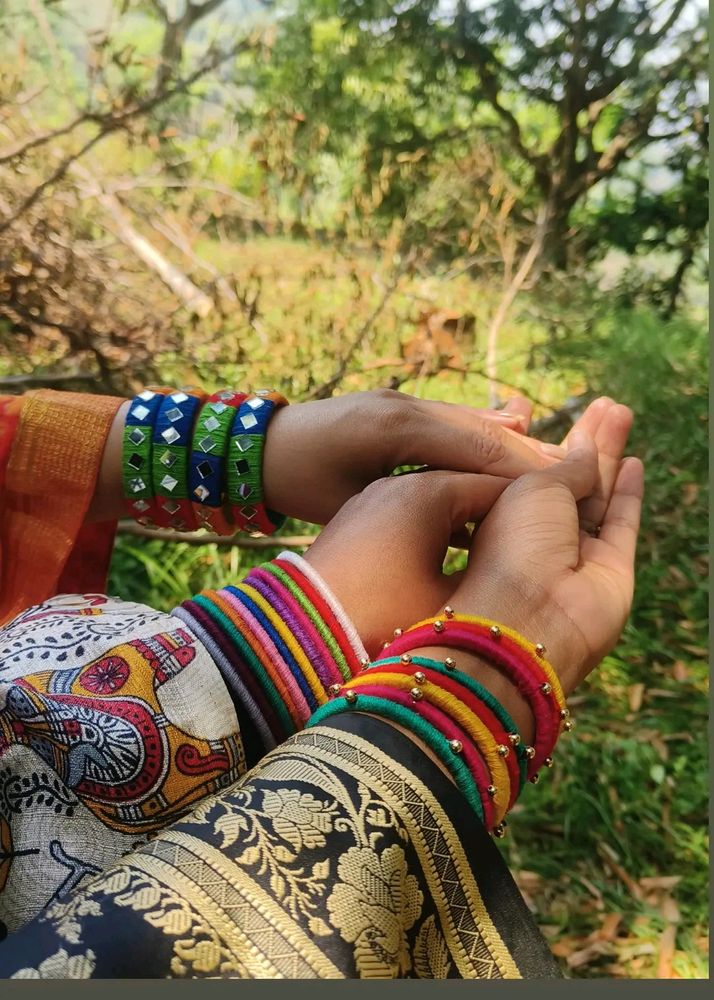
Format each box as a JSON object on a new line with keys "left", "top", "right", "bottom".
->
{"left": 121, "top": 385, "right": 288, "bottom": 536}
{"left": 307, "top": 610, "right": 572, "bottom": 838}
{"left": 174, "top": 553, "right": 370, "bottom": 768}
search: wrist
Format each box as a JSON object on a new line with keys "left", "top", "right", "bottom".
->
{"left": 459, "top": 579, "right": 586, "bottom": 697}
{"left": 86, "top": 399, "right": 130, "bottom": 523}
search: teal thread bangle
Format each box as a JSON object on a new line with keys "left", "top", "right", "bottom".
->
{"left": 193, "top": 593, "right": 295, "bottom": 739}
{"left": 374, "top": 654, "right": 528, "bottom": 790}
{"left": 307, "top": 695, "right": 485, "bottom": 822}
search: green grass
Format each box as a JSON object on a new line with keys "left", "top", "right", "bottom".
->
{"left": 104, "top": 241, "right": 707, "bottom": 979}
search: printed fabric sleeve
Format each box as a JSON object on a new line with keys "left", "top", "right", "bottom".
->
{"left": 0, "top": 554, "right": 367, "bottom": 936}
{"left": 0, "top": 712, "right": 561, "bottom": 980}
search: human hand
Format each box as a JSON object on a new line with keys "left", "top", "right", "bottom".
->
{"left": 302, "top": 469, "right": 512, "bottom": 655}
{"left": 447, "top": 431, "right": 644, "bottom": 696}
{"left": 261, "top": 389, "right": 565, "bottom": 525}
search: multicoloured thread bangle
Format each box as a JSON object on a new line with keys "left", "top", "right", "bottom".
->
{"left": 191, "top": 592, "right": 293, "bottom": 742}
{"left": 227, "top": 390, "right": 288, "bottom": 536}
{"left": 151, "top": 388, "right": 206, "bottom": 530}
{"left": 277, "top": 551, "right": 369, "bottom": 668}
{"left": 173, "top": 558, "right": 365, "bottom": 754}
{"left": 218, "top": 588, "right": 313, "bottom": 727}
{"left": 307, "top": 693, "right": 486, "bottom": 823}
{"left": 122, "top": 387, "right": 174, "bottom": 527}
{"left": 209, "top": 590, "right": 304, "bottom": 733}
{"left": 366, "top": 657, "right": 527, "bottom": 807}
{"left": 345, "top": 669, "right": 512, "bottom": 823}
{"left": 172, "top": 602, "right": 276, "bottom": 757}
{"left": 190, "top": 390, "right": 247, "bottom": 535}
{"left": 386, "top": 614, "right": 569, "bottom": 776}
{"left": 223, "top": 584, "right": 320, "bottom": 713}
{"left": 250, "top": 563, "right": 350, "bottom": 685}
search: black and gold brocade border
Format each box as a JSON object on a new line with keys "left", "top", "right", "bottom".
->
{"left": 0, "top": 715, "right": 561, "bottom": 979}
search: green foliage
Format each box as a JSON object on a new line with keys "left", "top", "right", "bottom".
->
{"left": 501, "top": 308, "right": 709, "bottom": 977}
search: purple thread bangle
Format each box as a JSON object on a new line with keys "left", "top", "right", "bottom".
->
{"left": 218, "top": 587, "right": 312, "bottom": 726}
{"left": 278, "top": 551, "right": 369, "bottom": 666}
{"left": 245, "top": 571, "right": 342, "bottom": 690}
{"left": 173, "top": 604, "right": 275, "bottom": 752}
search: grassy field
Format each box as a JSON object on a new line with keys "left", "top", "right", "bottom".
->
{"left": 96, "top": 238, "right": 708, "bottom": 979}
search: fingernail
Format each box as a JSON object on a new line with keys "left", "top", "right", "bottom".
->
{"left": 491, "top": 411, "right": 524, "bottom": 423}
{"left": 539, "top": 442, "right": 564, "bottom": 457}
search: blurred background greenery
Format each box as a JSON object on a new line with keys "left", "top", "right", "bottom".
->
{"left": 0, "top": 0, "right": 708, "bottom": 979}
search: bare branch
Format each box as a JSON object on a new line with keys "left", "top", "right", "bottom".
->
{"left": 118, "top": 521, "right": 316, "bottom": 549}
{"left": 0, "top": 35, "right": 258, "bottom": 233}
{"left": 0, "top": 112, "right": 97, "bottom": 165}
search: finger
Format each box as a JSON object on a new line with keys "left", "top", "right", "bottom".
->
{"left": 406, "top": 399, "right": 567, "bottom": 478}
{"left": 502, "top": 395, "right": 533, "bottom": 433}
{"left": 592, "top": 457, "right": 644, "bottom": 565}
{"left": 436, "top": 471, "right": 511, "bottom": 524}
{"left": 476, "top": 408, "right": 529, "bottom": 429}
{"left": 577, "top": 403, "right": 634, "bottom": 532}
{"left": 535, "top": 429, "right": 599, "bottom": 500}
{"left": 561, "top": 396, "right": 614, "bottom": 447}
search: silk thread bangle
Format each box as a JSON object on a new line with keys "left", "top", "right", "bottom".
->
{"left": 237, "top": 582, "right": 328, "bottom": 706}
{"left": 387, "top": 622, "right": 560, "bottom": 774}
{"left": 367, "top": 659, "right": 525, "bottom": 806}
{"left": 347, "top": 681, "right": 496, "bottom": 828}
{"left": 397, "top": 624, "right": 559, "bottom": 776}
{"left": 190, "top": 391, "right": 246, "bottom": 535}
{"left": 402, "top": 613, "right": 566, "bottom": 709}
{"left": 242, "top": 574, "right": 341, "bottom": 692}
{"left": 217, "top": 587, "right": 312, "bottom": 725}
{"left": 187, "top": 595, "right": 282, "bottom": 743}
{"left": 253, "top": 564, "right": 348, "bottom": 684}
{"left": 174, "top": 602, "right": 275, "bottom": 753}
{"left": 347, "top": 670, "right": 512, "bottom": 822}
{"left": 152, "top": 388, "right": 206, "bottom": 530}
{"left": 273, "top": 557, "right": 364, "bottom": 677}
{"left": 172, "top": 604, "right": 267, "bottom": 766}
{"left": 211, "top": 589, "right": 307, "bottom": 728}
{"left": 227, "top": 391, "right": 288, "bottom": 536}
{"left": 307, "top": 695, "right": 485, "bottom": 823}
{"left": 123, "top": 387, "right": 174, "bottom": 527}
{"left": 225, "top": 585, "right": 318, "bottom": 713}
{"left": 277, "top": 551, "right": 369, "bottom": 667}
{"left": 193, "top": 593, "right": 291, "bottom": 740}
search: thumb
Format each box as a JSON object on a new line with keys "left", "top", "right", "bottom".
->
{"left": 536, "top": 429, "right": 599, "bottom": 501}
{"left": 440, "top": 471, "right": 511, "bottom": 529}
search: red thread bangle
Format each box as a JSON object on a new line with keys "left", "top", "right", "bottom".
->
{"left": 273, "top": 557, "right": 364, "bottom": 676}
{"left": 352, "top": 681, "right": 497, "bottom": 829}
{"left": 365, "top": 663, "right": 521, "bottom": 810}
{"left": 387, "top": 623, "right": 560, "bottom": 774}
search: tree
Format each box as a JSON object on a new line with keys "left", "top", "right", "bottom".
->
{"left": 242, "top": 0, "right": 706, "bottom": 394}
